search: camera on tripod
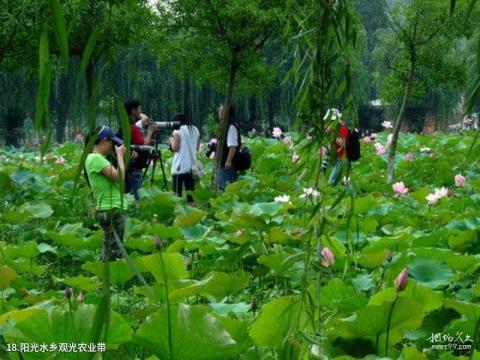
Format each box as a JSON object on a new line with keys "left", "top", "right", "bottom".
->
{"left": 135, "top": 118, "right": 180, "bottom": 131}
{"left": 150, "top": 120, "right": 180, "bottom": 130}
{"left": 130, "top": 144, "right": 156, "bottom": 155}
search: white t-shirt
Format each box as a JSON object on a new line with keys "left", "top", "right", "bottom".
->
{"left": 171, "top": 125, "right": 200, "bottom": 175}
{"left": 227, "top": 124, "right": 239, "bottom": 147}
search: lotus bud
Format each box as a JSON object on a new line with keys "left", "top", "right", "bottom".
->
{"left": 394, "top": 268, "right": 408, "bottom": 291}
{"left": 321, "top": 247, "right": 335, "bottom": 267}
{"left": 454, "top": 174, "right": 466, "bottom": 187}
{"left": 153, "top": 236, "right": 162, "bottom": 249}
{"left": 76, "top": 291, "right": 84, "bottom": 303}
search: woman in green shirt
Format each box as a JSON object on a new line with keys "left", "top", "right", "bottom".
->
{"left": 85, "top": 126, "right": 126, "bottom": 262}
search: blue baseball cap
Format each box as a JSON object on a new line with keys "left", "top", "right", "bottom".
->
{"left": 97, "top": 126, "right": 123, "bottom": 145}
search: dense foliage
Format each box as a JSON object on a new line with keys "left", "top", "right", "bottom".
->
{"left": 1, "top": 0, "right": 480, "bottom": 146}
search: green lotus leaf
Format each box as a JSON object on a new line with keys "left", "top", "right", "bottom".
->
{"left": 135, "top": 304, "right": 238, "bottom": 360}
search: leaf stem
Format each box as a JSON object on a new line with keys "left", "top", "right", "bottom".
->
{"left": 159, "top": 252, "right": 174, "bottom": 360}
{"left": 385, "top": 294, "right": 399, "bottom": 357}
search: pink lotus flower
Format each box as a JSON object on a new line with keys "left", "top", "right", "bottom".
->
{"left": 153, "top": 236, "right": 163, "bottom": 248}
{"left": 55, "top": 156, "right": 65, "bottom": 164}
{"left": 300, "top": 188, "right": 319, "bottom": 198}
{"left": 426, "top": 187, "right": 448, "bottom": 206}
{"left": 363, "top": 136, "right": 373, "bottom": 144}
{"left": 392, "top": 182, "right": 409, "bottom": 196}
{"left": 283, "top": 136, "right": 292, "bottom": 144}
{"left": 292, "top": 154, "right": 300, "bottom": 163}
{"left": 274, "top": 195, "right": 291, "bottom": 204}
{"left": 272, "top": 127, "right": 282, "bottom": 138}
{"left": 405, "top": 152, "right": 414, "bottom": 162}
{"left": 395, "top": 268, "right": 408, "bottom": 291}
{"left": 321, "top": 247, "right": 335, "bottom": 267}
{"left": 318, "top": 146, "right": 328, "bottom": 157}
{"left": 434, "top": 187, "right": 448, "bottom": 198}
{"left": 455, "top": 174, "right": 466, "bottom": 187}
{"left": 370, "top": 133, "right": 378, "bottom": 140}
{"left": 426, "top": 193, "right": 439, "bottom": 205}
{"left": 382, "top": 120, "right": 393, "bottom": 129}
{"left": 375, "top": 143, "right": 386, "bottom": 156}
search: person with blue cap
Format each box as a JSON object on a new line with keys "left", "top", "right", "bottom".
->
{"left": 84, "top": 126, "right": 126, "bottom": 262}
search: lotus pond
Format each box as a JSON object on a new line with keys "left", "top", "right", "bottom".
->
{"left": 0, "top": 131, "right": 479, "bottom": 359}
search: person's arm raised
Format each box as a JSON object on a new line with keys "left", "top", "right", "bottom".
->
{"left": 101, "top": 145, "right": 126, "bottom": 181}
{"left": 144, "top": 124, "right": 156, "bottom": 145}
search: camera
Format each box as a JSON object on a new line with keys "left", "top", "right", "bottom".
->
{"left": 150, "top": 120, "right": 181, "bottom": 130}
{"left": 129, "top": 145, "right": 158, "bottom": 170}
{"left": 205, "top": 142, "right": 217, "bottom": 158}
{"left": 131, "top": 145, "right": 156, "bottom": 154}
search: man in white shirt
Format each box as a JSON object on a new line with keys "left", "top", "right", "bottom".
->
{"left": 218, "top": 104, "right": 239, "bottom": 191}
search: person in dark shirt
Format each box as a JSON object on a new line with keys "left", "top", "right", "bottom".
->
{"left": 218, "top": 104, "right": 240, "bottom": 191}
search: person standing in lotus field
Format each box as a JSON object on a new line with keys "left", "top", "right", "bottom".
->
{"left": 326, "top": 109, "right": 350, "bottom": 185}
{"left": 170, "top": 113, "right": 200, "bottom": 205}
{"left": 124, "top": 99, "right": 159, "bottom": 200}
{"left": 219, "top": 104, "right": 240, "bottom": 191}
{"left": 85, "top": 126, "right": 127, "bottom": 262}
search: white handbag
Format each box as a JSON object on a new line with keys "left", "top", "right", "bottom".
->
{"left": 182, "top": 127, "right": 205, "bottom": 179}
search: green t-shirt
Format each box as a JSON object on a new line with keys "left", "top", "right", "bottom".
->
{"left": 85, "top": 153, "right": 126, "bottom": 211}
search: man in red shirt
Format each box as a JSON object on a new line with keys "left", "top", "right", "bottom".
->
{"left": 124, "top": 99, "right": 158, "bottom": 200}
{"left": 325, "top": 109, "right": 349, "bottom": 185}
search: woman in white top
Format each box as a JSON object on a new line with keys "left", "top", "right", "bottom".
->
{"left": 170, "top": 113, "right": 200, "bottom": 205}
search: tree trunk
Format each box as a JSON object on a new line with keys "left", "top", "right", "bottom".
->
{"left": 56, "top": 73, "right": 70, "bottom": 143}
{"left": 267, "top": 91, "right": 275, "bottom": 135}
{"left": 211, "top": 53, "right": 238, "bottom": 189}
{"left": 5, "top": 107, "right": 25, "bottom": 147}
{"left": 86, "top": 60, "right": 96, "bottom": 133}
{"left": 387, "top": 56, "right": 415, "bottom": 183}
{"left": 248, "top": 96, "right": 257, "bottom": 131}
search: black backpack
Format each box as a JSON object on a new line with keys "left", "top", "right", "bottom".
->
{"left": 347, "top": 128, "right": 361, "bottom": 161}
{"left": 233, "top": 147, "right": 252, "bottom": 171}
{"left": 225, "top": 122, "right": 251, "bottom": 171}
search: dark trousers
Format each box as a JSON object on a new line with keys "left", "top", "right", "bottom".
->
{"left": 219, "top": 167, "right": 238, "bottom": 191}
{"left": 127, "top": 169, "right": 143, "bottom": 201}
{"left": 95, "top": 209, "right": 125, "bottom": 262}
{"left": 172, "top": 173, "right": 195, "bottom": 203}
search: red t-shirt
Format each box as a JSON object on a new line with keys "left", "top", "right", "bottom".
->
{"left": 131, "top": 124, "right": 144, "bottom": 145}
{"left": 333, "top": 124, "right": 349, "bottom": 159}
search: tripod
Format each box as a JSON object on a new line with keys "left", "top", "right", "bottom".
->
{"left": 143, "top": 138, "right": 169, "bottom": 191}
